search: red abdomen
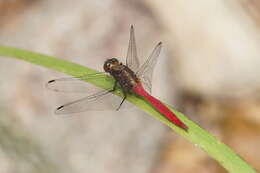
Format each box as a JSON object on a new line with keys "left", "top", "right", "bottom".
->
{"left": 132, "top": 83, "right": 188, "bottom": 130}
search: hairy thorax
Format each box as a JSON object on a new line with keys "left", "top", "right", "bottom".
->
{"left": 111, "top": 65, "right": 139, "bottom": 92}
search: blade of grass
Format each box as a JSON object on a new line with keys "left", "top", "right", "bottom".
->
{"left": 0, "top": 45, "right": 258, "bottom": 173}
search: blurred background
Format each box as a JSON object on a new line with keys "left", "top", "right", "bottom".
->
{"left": 0, "top": 0, "right": 260, "bottom": 172}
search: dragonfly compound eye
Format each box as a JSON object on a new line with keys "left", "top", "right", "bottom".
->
{"left": 104, "top": 58, "right": 119, "bottom": 72}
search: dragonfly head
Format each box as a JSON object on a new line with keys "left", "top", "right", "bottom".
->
{"left": 104, "top": 58, "right": 120, "bottom": 73}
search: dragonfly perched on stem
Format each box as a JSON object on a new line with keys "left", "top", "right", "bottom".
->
{"left": 47, "top": 26, "right": 188, "bottom": 130}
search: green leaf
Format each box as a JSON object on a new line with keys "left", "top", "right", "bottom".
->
{"left": 0, "top": 45, "right": 257, "bottom": 173}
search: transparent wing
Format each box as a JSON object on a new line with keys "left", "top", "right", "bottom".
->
{"left": 126, "top": 25, "right": 140, "bottom": 73}
{"left": 47, "top": 73, "right": 132, "bottom": 114}
{"left": 136, "top": 42, "right": 162, "bottom": 93}
{"left": 46, "top": 72, "right": 112, "bottom": 93}
{"left": 54, "top": 90, "right": 128, "bottom": 114}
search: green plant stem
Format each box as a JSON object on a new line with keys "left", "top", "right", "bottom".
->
{"left": 0, "top": 46, "right": 257, "bottom": 173}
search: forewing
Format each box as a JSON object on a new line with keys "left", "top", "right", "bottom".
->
{"left": 47, "top": 73, "right": 133, "bottom": 114}
{"left": 55, "top": 90, "right": 127, "bottom": 114}
{"left": 126, "top": 25, "right": 140, "bottom": 72}
{"left": 46, "top": 72, "right": 111, "bottom": 93}
{"left": 137, "top": 42, "right": 162, "bottom": 93}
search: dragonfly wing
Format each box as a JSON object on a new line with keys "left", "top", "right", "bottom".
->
{"left": 47, "top": 73, "right": 133, "bottom": 114}
{"left": 126, "top": 25, "right": 140, "bottom": 73}
{"left": 136, "top": 42, "right": 162, "bottom": 93}
{"left": 46, "top": 72, "right": 112, "bottom": 93}
{"left": 55, "top": 90, "right": 129, "bottom": 114}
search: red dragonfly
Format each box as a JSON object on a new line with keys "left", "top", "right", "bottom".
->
{"left": 47, "top": 26, "right": 188, "bottom": 130}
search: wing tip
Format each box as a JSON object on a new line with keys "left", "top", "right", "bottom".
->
{"left": 130, "top": 25, "right": 135, "bottom": 34}
{"left": 54, "top": 105, "right": 64, "bottom": 114}
{"left": 56, "top": 105, "right": 64, "bottom": 111}
{"left": 48, "top": 79, "right": 55, "bottom": 83}
{"left": 46, "top": 80, "right": 56, "bottom": 89}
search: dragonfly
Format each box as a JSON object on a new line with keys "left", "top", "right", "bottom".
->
{"left": 47, "top": 26, "right": 188, "bottom": 130}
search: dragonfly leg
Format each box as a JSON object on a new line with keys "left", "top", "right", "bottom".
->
{"left": 107, "top": 81, "right": 118, "bottom": 93}
{"left": 110, "top": 81, "right": 127, "bottom": 111}
{"left": 110, "top": 81, "right": 118, "bottom": 92}
{"left": 116, "top": 93, "right": 127, "bottom": 111}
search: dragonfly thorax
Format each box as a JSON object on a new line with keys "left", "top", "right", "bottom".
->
{"left": 104, "top": 58, "right": 139, "bottom": 92}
